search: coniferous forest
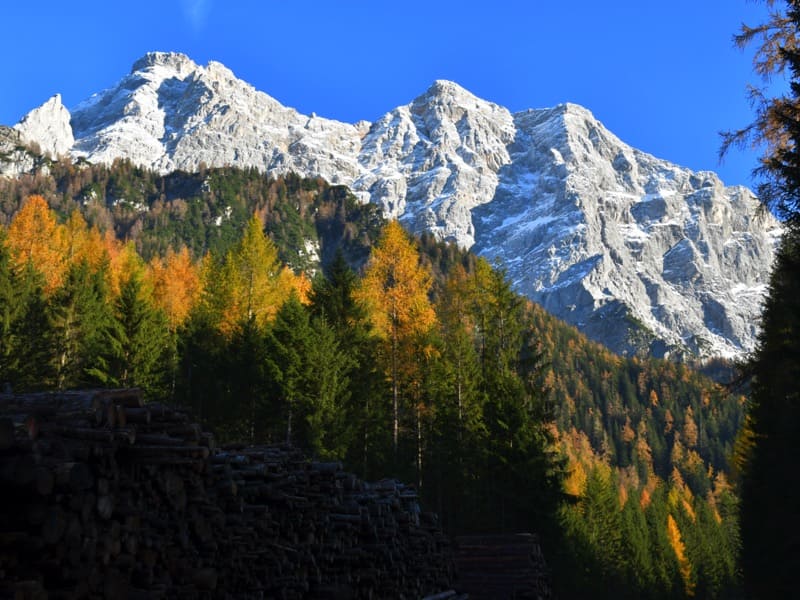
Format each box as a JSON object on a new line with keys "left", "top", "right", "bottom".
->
{"left": 3, "top": 4, "right": 800, "bottom": 595}
{"left": 0, "top": 161, "right": 742, "bottom": 597}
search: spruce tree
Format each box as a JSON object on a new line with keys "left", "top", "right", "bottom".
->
{"left": 109, "top": 274, "right": 175, "bottom": 400}
{"left": 259, "top": 294, "right": 343, "bottom": 449}
{"left": 226, "top": 315, "right": 272, "bottom": 443}
{"left": 309, "top": 250, "right": 385, "bottom": 476}
{"left": 48, "top": 260, "right": 117, "bottom": 390}
{"left": 723, "top": 2, "right": 800, "bottom": 595}
{"left": 0, "top": 237, "right": 52, "bottom": 390}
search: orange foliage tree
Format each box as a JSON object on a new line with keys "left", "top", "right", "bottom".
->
{"left": 203, "top": 216, "right": 299, "bottom": 337}
{"left": 148, "top": 247, "right": 203, "bottom": 330}
{"left": 667, "top": 513, "right": 695, "bottom": 597}
{"left": 355, "top": 220, "right": 436, "bottom": 454}
{"left": 6, "top": 195, "right": 67, "bottom": 294}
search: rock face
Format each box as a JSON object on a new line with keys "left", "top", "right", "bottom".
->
{"left": 10, "top": 51, "right": 781, "bottom": 359}
{"left": 0, "top": 126, "right": 38, "bottom": 177}
{"left": 68, "top": 52, "right": 362, "bottom": 183}
{"left": 472, "top": 104, "right": 781, "bottom": 359}
{"left": 14, "top": 94, "right": 74, "bottom": 157}
{"left": 352, "top": 80, "right": 516, "bottom": 249}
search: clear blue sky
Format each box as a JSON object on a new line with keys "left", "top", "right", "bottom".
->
{"left": 0, "top": 1, "right": 783, "bottom": 188}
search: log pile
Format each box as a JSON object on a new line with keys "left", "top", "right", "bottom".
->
{"left": 0, "top": 389, "right": 456, "bottom": 599}
{"left": 453, "top": 534, "right": 551, "bottom": 600}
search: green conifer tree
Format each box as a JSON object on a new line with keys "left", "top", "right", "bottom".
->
{"left": 48, "top": 260, "right": 118, "bottom": 390}
{"left": 309, "top": 250, "right": 386, "bottom": 476}
{"left": 108, "top": 274, "right": 175, "bottom": 400}
{"left": 266, "top": 293, "right": 350, "bottom": 453}
{"left": 723, "top": 3, "right": 800, "bottom": 595}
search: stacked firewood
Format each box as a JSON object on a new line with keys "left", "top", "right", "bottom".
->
{"left": 453, "top": 534, "right": 551, "bottom": 600}
{"left": 0, "top": 389, "right": 455, "bottom": 599}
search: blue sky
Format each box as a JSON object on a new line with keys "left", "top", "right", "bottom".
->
{"left": 0, "top": 1, "right": 783, "bottom": 188}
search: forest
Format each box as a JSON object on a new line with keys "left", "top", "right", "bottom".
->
{"left": 3, "top": 2, "right": 800, "bottom": 597}
{"left": 0, "top": 158, "right": 744, "bottom": 597}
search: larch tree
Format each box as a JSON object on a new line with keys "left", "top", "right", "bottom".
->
{"left": 148, "top": 246, "right": 202, "bottom": 330}
{"left": 63, "top": 210, "right": 107, "bottom": 270}
{"left": 666, "top": 513, "right": 695, "bottom": 597}
{"left": 355, "top": 220, "right": 436, "bottom": 456}
{"left": 216, "top": 215, "right": 297, "bottom": 336}
{"left": 6, "top": 195, "right": 67, "bottom": 295}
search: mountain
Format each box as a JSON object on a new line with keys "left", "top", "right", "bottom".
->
{"left": 14, "top": 94, "right": 73, "bottom": 157}
{"left": 10, "top": 51, "right": 780, "bottom": 359}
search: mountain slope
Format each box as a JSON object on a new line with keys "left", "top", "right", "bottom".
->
{"left": 10, "top": 51, "right": 780, "bottom": 358}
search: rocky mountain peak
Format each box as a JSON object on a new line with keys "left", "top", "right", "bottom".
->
{"left": 130, "top": 51, "right": 198, "bottom": 75}
{"left": 204, "top": 60, "right": 239, "bottom": 83}
{"left": 14, "top": 94, "right": 74, "bottom": 157}
{"left": 6, "top": 54, "right": 779, "bottom": 359}
{"left": 416, "top": 79, "right": 482, "bottom": 105}
{"left": 411, "top": 79, "right": 513, "bottom": 129}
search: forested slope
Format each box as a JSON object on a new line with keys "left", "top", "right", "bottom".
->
{"left": 0, "top": 158, "right": 744, "bottom": 597}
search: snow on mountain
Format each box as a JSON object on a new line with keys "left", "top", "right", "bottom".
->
{"left": 10, "top": 52, "right": 780, "bottom": 359}
{"left": 69, "top": 52, "right": 362, "bottom": 183}
{"left": 473, "top": 103, "right": 780, "bottom": 359}
{"left": 352, "top": 80, "right": 516, "bottom": 248}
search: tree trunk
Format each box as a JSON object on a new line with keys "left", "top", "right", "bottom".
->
{"left": 416, "top": 404, "right": 423, "bottom": 489}
{"left": 391, "top": 311, "right": 399, "bottom": 457}
{"left": 286, "top": 398, "right": 293, "bottom": 446}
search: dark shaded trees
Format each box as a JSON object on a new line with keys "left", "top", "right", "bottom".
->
{"left": 265, "top": 292, "right": 350, "bottom": 452}
{"left": 309, "top": 251, "right": 385, "bottom": 476}
{"left": 724, "top": 2, "right": 800, "bottom": 596}
{"left": 47, "top": 261, "right": 118, "bottom": 390}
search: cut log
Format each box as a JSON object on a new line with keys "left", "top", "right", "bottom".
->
{"left": 0, "top": 388, "right": 458, "bottom": 598}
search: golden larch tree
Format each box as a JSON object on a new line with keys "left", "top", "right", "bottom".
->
{"left": 667, "top": 513, "right": 695, "bottom": 597}
{"left": 63, "top": 210, "right": 107, "bottom": 270}
{"left": 148, "top": 246, "right": 203, "bottom": 330}
{"left": 215, "top": 216, "right": 296, "bottom": 336}
{"left": 6, "top": 195, "right": 67, "bottom": 294}
{"left": 355, "top": 220, "right": 436, "bottom": 454}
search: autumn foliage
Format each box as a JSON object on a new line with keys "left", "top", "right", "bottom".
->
{"left": 6, "top": 195, "right": 68, "bottom": 294}
{"left": 0, "top": 189, "right": 745, "bottom": 599}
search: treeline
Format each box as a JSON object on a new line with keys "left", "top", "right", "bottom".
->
{"left": 0, "top": 157, "right": 384, "bottom": 270}
{"left": 0, "top": 166, "right": 745, "bottom": 597}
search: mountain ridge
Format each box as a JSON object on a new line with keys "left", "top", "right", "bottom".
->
{"left": 8, "top": 51, "right": 780, "bottom": 359}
